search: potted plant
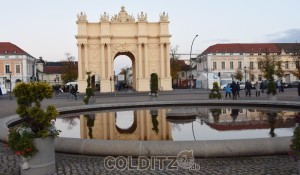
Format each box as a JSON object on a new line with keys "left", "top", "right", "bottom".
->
{"left": 8, "top": 82, "right": 60, "bottom": 175}
{"left": 290, "top": 113, "right": 300, "bottom": 172}
{"left": 83, "top": 71, "right": 95, "bottom": 104}
{"left": 209, "top": 82, "right": 222, "bottom": 100}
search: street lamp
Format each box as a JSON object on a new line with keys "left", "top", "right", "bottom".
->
{"left": 244, "top": 66, "right": 247, "bottom": 82}
{"left": 190, "top": 34, "right": 198, "bottom": 90}
{"left": 9, "top": 71, "right": 12, "bottom": 100}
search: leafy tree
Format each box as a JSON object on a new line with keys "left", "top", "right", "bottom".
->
{"left": 275, "top": 61, "right": 285, "bottom": 80}
{"left": 170, "top": 45, "right": 181, "bottom": 80}
{"left": 60, "top": 53, "right": 78, "bottom": 84}
{"left": 234, "top": 69, "right": 243, "bottom": 81}
{"left": 257, "top": 49, "right": 280, "bottom": 95}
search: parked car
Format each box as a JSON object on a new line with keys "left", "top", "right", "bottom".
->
{"left": 239, "top": 82, "right": 245, "bottom": 90}
{"left": 290, "top": 81, "right": 300, "bottom": 88}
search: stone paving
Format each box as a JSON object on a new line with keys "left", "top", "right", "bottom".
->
{"left": 0, "top": 88, "right": 299, "bottom": 174}
{"left": 0, "top": 141, "right": 298, "bottom": 174}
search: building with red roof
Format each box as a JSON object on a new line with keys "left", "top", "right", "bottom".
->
{"left": 0, "top": 42, "right": 36, "bottom": 91}
{"left": 196, "top": 43, "right": 300, "bottom": 88}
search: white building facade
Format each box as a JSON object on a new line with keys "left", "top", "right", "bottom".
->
{"left": 197, "top": 43, "right": 300, "bottom": 85}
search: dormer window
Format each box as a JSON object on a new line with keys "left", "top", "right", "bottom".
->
{"left": 13, "top": 51, "right": 17, "bottom": 54}
{"left": 4, "top": 51, "right": 8, "bottom": 54}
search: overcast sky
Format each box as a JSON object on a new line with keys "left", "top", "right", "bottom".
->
{"left": 1, "top": 0, "right": 300, "bottom": 74}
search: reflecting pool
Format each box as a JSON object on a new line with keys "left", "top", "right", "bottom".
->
{"left": 55, "top": 107, "right": 298, "bottom": 141}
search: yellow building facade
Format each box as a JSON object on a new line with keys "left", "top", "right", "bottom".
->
{"left": 75, "top": 6, "right": 172, "bottom": 92}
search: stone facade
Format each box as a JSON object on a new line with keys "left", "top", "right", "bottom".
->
{"left": 0, "top": 42, "right": 35, "bottom": 91}
{"left": 76, "top": 6, "right": 172, "bottom": 92}
{"left": 197, "top": 43, "right": 300, "bottom": 85}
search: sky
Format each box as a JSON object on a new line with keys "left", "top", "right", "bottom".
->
{"left": 1, "top": 0, "right": 300, "bottom": 74}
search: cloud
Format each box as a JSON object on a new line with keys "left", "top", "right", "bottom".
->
{"left": 267, "top": 29, "right": 300, "bottom": 43}
{"left": 202, "top": 38, "right": 231, "bottom": 43}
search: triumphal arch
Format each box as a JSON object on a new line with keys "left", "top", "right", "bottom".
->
{"left": 75, "top": 6, "right": 172, "bottom": 92}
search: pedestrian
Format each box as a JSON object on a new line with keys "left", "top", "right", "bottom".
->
{"left": 231, "top": 81, "right": 238, "bottom": 100}
{"left": 245, "top": 81, "right": 252, "bottom": 97}
{"left": 236, "top": 82, "right": 241, "bottom": 97}
{"left": 225, "top": 84, "right": 232, "bottom": 98}
{"left": 254, "top": 82, "right": 260, "bottom": 97}
{"left": 298, "top": 82, "right": 300, "bottom": 97}
{"left": 277, "top": 80, "right": 281, "bottom": 93}
{"left": 280, "top": 80, "right": 284, "bottom": 92}
{"left": 260, "top": 81, "right": 265, "bottom": 93}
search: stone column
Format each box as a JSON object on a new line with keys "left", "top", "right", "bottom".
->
{"left": 107, "top": 44, "right": 112, "bottom": 77}
{"left": 84, "top": 43, "right": 88, "bottom": 77}
{"left": 100, "top": 44, "right": 105, "bottom": 78}
{"left": 166, "top": 43, "right": 171, "bottom": 78}
{"left": 138, "top": 44, "right": 142, "bottom": 78}
{"left": 144, "top": 44, "right": 149, "bottom": 78}
{"left": 160, "top": 43, "right": 165, "bottom": 77}
{"left": 77, "top": 43, "right": 83, "bottom": 80}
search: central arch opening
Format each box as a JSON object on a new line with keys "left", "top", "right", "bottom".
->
{"left": 113, "top": 52, "right": 135, "bottom": 91}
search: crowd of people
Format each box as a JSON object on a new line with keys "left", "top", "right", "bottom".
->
{"left": 53, "top": 84, "right": 78, "bottom": 99}
{"left": 224, "top": 80, "right": 271, "bottom": 100}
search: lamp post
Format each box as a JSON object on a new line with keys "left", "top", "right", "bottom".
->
{"left": 189, "top": 34, "right": 198, "bottom": 90}
{"left": 9, "top": 71, "right": 12, "bottom": 100}
{"left": 204, "top": 68, "right": 209, "bottom": 89}
{"left": 244, "top": 66, "right": 247, "bottom": 82}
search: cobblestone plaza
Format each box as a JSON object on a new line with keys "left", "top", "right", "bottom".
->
{"left": 0, "top": 88, "right": 300, "bottom": 174}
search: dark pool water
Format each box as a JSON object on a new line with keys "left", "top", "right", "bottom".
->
{"left": 55, "top": 107, "right": 298, "bottom": 141}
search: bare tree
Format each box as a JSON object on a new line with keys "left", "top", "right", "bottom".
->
{"left": 61, "top": 53, "right": 78, "bottom": 84}
{"left": 170, "top": 45, "right": 181, "bottom": 80}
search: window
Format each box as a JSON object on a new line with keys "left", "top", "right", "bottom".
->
{"left": 16, "top": 65, "right": 21, "bottom": 74}
{"left": 258, "top": 75, "right": 262, "bottom": 81}
{"left": 238, "top": 61, "right": 242, "bottom": 69}
{"left": 230, "top": 53, "right": 233, "bottom": 55}
{"left": 222, "top": 62, "right": 225, "bottom": 69}
{"left": 5, "top": 65, "right": 10, "bottom": 73}
{"left": 258, "top": 53, "right": 262, "bottom": 55}
{"left": 181, "top": 72, "right": 185, "bottom": 78}
{"left": 213, "top": 53, "right": 216, "bottom": 55}
{"left": 285, "top": 61, "right": 289, "bottom": 69}
{"left": 258, "top": 62, "right": 261, "bottom": 69}
{"left": 213, "top": 62, "right": 217, "bottom": 70}
{"left": 250, "top": 53, "right": 254, "bottom": 56}
{"left": 250, "top": 75, "right": 255, "bottom": 81}
{"left": 250, "top": 62, "right": 254, "bottom": 70}
{"left": 240, "top": 53, "right": 243, "bottom": 55}
{"left": 230, "top": 61, "right": 234, "bottom": 69}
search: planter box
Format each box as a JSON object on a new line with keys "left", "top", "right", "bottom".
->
{"left": 20, "top": 137, "right": 55, "bottom": 175}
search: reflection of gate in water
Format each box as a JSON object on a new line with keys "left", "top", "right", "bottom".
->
{"left": 80, "top": 109, "right": 172, "bottom": 141}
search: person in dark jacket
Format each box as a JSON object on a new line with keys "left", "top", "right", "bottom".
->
{"left": 231, "top": 81, "right": 238, "bottom": 100}
{"left": 245, "top": 81, "right": 252, "bottom": 97}
{"left": 236, "top": 82, "right": 241, "bottom": 97}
